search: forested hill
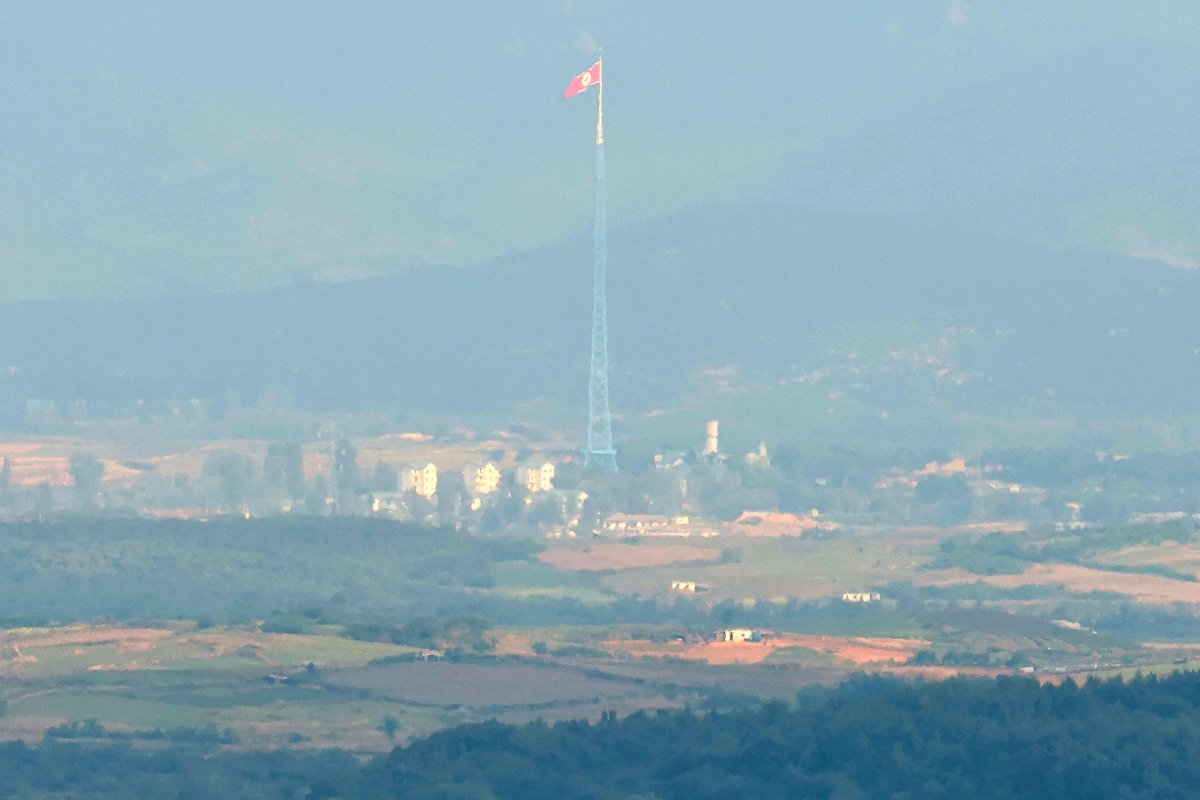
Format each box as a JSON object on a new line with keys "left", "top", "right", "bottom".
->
{"left": 2, "top": 202, "right": 1198, "bottom": 422}
{"left": 328, "top": 672, "right": 1200, "bottom": 800}
{"left": 5, "top": 673, "right": 1200, "bottom": 799}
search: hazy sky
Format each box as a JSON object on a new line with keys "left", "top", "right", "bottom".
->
{"left": 2, "top": 2, "right": 1198, "bottom": 300}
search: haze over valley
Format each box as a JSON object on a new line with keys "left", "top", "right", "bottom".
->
{"left": 4, "top": 4, "right": 1200, "bottom": 798}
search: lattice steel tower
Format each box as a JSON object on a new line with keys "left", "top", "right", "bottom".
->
{"left": 583, "top": 60, "right": 618, "bottom": 472}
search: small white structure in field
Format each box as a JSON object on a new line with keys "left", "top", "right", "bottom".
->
{"left": 841, "top": 592, "right": 881, "bottom": 603}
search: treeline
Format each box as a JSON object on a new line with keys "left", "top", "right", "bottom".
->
{"left": 6, "top": 672, "right": 1200, "bottom": 798}
{"left": 339, "top": 672, "right": 1200, "bottom": 800}
{"left": 0, "top": 517, "right": 538, "bottom": 624}
{"left": 45, "top": 719, "right": 236, "bottom": 745}
{"left": 0, "top": 516, "right": 915, "bottom": 636}
{"left": 0, "top": 740, "right": 358, "bottom": 800}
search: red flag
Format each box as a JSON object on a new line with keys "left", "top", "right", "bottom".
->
{"left": 563, "top": 60, "right": 602, "bottom": 99}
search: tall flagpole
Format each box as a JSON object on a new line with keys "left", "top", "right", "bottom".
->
{"left": 595, "top": 58, "right": 604, "bottom": 146}
{"left": 584, "top": 55, "right": 618, "bottom": 472}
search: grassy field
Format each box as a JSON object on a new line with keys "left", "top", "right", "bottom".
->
{"left": 3, "top": 519, "right": 1200, "bottom": 751}
{"left": 323, "top": 661, "right": 652, "bottom": 707}
{"left": 0, "top": 623, "right": 430, "bottom": 749}
{"left": 490, "top": 560, "right": 615, "bottom": 603}
{"left": 1096, "top": 542, "right": 1200, "bottom": 579}
{"left": 559, "top": 531, "right": 935, "bottom": 602}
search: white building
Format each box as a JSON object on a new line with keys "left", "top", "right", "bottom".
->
{"left": 399, "top": 463, "right": 438, "bottom": 498}
{"left": 515, "top": 462, "right": 555, "bottom": 494}
{"left": 462, "top": 461, "right": 501, "bottom": 496}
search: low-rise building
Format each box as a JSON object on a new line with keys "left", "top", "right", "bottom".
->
{"left": 369, "top": 491, "right": 408, "bottom": 517}
{"left": 604, "top": 513, "right": 672, "bottom": 534}
{"left": 653, "top": 451, "right": 689, "bottom": 471}
{"left": 604, "top": 513, "right": 715, "bottom": 538}
{"left": 721, "top": 629, "right": 761, "bottom": 643}
{"left": 841, "top": 592, "right": 881, "bottom": 603}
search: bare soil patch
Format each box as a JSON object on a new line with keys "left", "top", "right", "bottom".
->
{"left": 683, "top": 634, "right": 926, "bottom": 666}
{"left": 882, "top": 665, "right": 1003, "bottom": 680}
{"left": 1, "top": 626, "right": 172, "bottom": 650}
{"left": 1097, "top": 543, "right": 1200, "bottom": 578}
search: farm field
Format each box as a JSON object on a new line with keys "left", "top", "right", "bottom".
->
{"left": 323, "top": 661, "right": 656, "bottom": 708}
{"left": 919, "top": 563, "right": 1200, "bottom": 605}
{"left": 1096, "top": 542, "right": 1200, "bottom": 579}
{"left": 539, "top": 531, "right": 935, "bottom": 603}
{"left": 0, "top": 624, "right": 432, "bottom": 749}
{"left": 539, "top": 540, "right": 722, "bottom": 573}
{"left": 2, "top": 518, "right": 1200, "bottom": 751}
{"left": 0, "top": 623, "right": 879, "bottom": 750}
{"left": 989, "top": 564, "right": 1200, "bottom": 605}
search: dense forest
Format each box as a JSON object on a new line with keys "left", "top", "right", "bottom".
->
{"left": 0, "top": 518, "right": 536, "bottom": 624}
{"left": 4, "top": 672, "right": 1200, "bottom": 798}
{"left": 341, "top": 672, "right": 1200, "bottom": 799}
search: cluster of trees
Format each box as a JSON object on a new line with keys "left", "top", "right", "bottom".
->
{"left": 0, "top": 435, "right": 394, "bottom": 519}
{"left": 6, "top": 672, "right": 1200, "bottom": 798}
{"left": 340, "top": 672, "right": 1200, "bottom": 799}
{"left": 0, "top": 739, "right": 358, "bottom": 800}
{"left": 611, "top": 436, "right": 1200, "bottom": 527}
{"left": 0, "top": 517, "right": 539, "bottom": 625}
{"left": 45, "top": 719, "right": 236, "bottom": 745}
{"left": 6, "top": 433, "right": 1196, "bottom": 530}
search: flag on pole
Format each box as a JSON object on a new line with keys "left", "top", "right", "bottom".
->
{"left": 563, "top": 60, "right": 602, "bottom": 99}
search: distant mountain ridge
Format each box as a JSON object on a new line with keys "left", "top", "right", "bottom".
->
{"left": 1, "top": 202, "right": 1198, "bottom": 427}
{"left": 4, "top": 8, "right": 1200, "bottom": 301}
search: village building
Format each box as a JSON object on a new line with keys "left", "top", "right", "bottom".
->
{"left": 515, "top": 461, "right": 555, "bottom": 494}
{"left": 399, "top": 463, "right": 438, "bottom": 498}
{"left": 745, "top": 441, "right": 770, "bottom": 468}
{"left": 369, "top": 491, "right": 408, "bottom": 517}
{"left": 603, "top": 513, "right": 672, "bottom": 534}
{"left": 603, "top": 513, "right": 708, "bottom": 537}
{"left": 841, "top": 592, "right": 882, "bottom": 603}
{"left": 721, "top": 629, "right": 762, "bottom": 643}
{"left": 653, "top": 451, "right": 689, "bottom": 471}
{"left": 462, "top": 461, "right": 501, "bottom": 496}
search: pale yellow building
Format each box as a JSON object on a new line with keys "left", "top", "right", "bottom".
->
{"left": 515, "top": 462, "right": 555, "bottom": 494}
{"left": 399, "top": 463, "right": 438, "bottom": 498}
{"left": 462, "top": 461, "right": 501, "bottom": 496}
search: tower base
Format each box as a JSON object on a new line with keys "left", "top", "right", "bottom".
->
{"left": 583, "top": 448, "right": 619, "bottom": 473}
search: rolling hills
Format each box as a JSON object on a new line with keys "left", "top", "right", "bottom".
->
{"left": 2, "top": 202, "right": 1198, "bottom": 433}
